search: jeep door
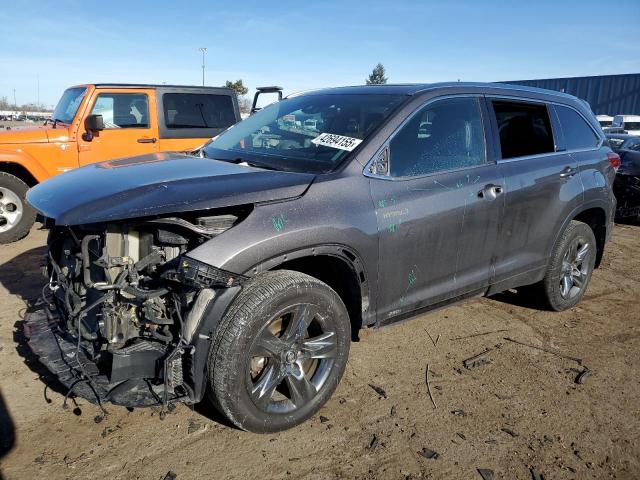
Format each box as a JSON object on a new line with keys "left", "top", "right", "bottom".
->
{"left": 487, "top": 99, "right": 584, "bottom": 289}
{"left": 369, "top": 95, "right": 504, "bottom": 324}
{"left": 78, "top": 89, "right": 159, "bottom": 165}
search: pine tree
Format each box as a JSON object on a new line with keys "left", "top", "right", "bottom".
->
{"left": 224, "top": 80, "right": 249, "bottom": 96}
{"left": 366, "top": 63, "right": 388, "bottom": 85}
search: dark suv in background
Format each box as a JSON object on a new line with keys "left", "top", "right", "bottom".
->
{"left": 25, "top": 83, "right": 618, "bottom": 432}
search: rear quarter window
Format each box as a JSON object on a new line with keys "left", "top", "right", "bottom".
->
{"left": 163, "top": 93, "right": 236, "bottom": 130}
{"left": 555, "top": 105, "right": 600, "bottom": 150}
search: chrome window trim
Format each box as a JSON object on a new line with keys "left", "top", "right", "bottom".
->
{"left": 364, "top": 94, "right": 489, "bottom": 181}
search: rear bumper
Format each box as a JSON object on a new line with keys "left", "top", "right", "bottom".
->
{"left": 24, "top": 301, "right": 177, "bottom": 407}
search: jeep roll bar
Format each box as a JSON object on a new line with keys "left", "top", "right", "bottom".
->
{"left": 251, "top": 86, "right": 283, "bottom": 114}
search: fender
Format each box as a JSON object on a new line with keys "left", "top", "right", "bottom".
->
{"left": 187, "top": 244, "right": 372, "bottom": 402}
{"left": 0, "top": 149, "right": 49, "bottom": 183}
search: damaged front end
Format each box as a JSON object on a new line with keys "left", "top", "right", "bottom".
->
{"left": 25, "top": 210, "right": 248, "bottom": 409}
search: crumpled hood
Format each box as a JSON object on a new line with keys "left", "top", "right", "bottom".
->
{"left": 0, "top": 125, "right": 52, "bottom": 144}
{"left": 27, "top": 152, "right": 315, "bottom": 225}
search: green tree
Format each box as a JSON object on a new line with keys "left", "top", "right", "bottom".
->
{"left": 224, "top": 79, "right": 249, "bottom": 96}
{"left": 366, "top": 63, "right": 388, "bottom": 85}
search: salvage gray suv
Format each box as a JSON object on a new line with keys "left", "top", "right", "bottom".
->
{"left": 25, "top": 83, "right": 618, "bottom": 432}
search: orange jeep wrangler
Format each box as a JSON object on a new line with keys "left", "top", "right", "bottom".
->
{"left": 0, "top": 83, "right": 240, "bottom": 243}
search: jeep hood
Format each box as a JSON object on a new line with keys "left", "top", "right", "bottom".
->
{"left": 0, "top": 125, "right": 55, "bottom": 144}
{"left": 27, "top": 152, "right": 315, "bottom": 225}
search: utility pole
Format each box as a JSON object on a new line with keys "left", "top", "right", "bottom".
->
{"left": 37, "top": 75, "right": 40, "bottom": 108}
{"left": 13, "top": 88, "right": 17, "bottom": 114}
{"left": 198, "top": 47, "right": 208, "bottom": 86}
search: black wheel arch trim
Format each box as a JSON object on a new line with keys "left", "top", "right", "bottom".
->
{"left": 548, "top": 198, "right": 613, "bottom": 269}
{"left": 246, "top": 243, "right": 371, "bottom": 324}
{"left": 189, "top": 285, "right": 242, "bottom": 403}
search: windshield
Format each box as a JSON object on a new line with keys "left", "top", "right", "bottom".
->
{"left": 598, "top": 120, "right": 612, "bottom": 127}
{"left": 203, "top": 93, "right": 406, "bottom": 173}
{"left": 623, "top": 122, "right": 640, "bottom": 130}
{"left": 51, "top": 87, "right": 87, "bottom": 124}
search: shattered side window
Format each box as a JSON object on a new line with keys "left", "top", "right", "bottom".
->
{"left": 389, "top": 97, "right": 486, "bottom": 177}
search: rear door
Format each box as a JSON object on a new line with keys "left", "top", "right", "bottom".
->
{"left": 554, "top": 103, "right": 612, "bottom": 220}
{"left": 78, "top": 89, "right": 159, "bottom": 165}
{"left": 489, "top": 98, "right": 584, "bottom": 286}
{"left": 369, "top": 95, "right": 505, "bottom": 323}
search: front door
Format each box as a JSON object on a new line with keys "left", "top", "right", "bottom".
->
{"left": 78, "top": 89, "right": 159, "bottom": 165}
{"left": 369, "top": 96, "right": 504, "bottom": 324}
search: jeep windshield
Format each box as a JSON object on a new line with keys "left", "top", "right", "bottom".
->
{"left": 51, "top": 87, "right": 87, "bottom": 124}
{"left": 203, "top": 93, "right": 406, "bottom": 173}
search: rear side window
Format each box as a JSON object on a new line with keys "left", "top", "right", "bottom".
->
{"left": 555, "top": 105, "right": 600, "bottom": 150}
{"left": 492, "top": 101, "right": 554, "bottom": 159}
{"left": 163, "top": 93, "right": 236, "bottom": 130}
{"left": 389, "top": 96, "right": 486, "bottom": 177}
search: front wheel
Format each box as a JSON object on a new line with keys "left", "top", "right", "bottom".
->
{"left": 536, "top": 220, "right": 597, "bottom": 311}
{"left": 207, "top": 270, "right": 351, "bottom": 433}
{"left": 0, "top": 172, "right": 36, "bottom": 244}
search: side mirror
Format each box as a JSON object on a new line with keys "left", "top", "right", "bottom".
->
{"left": 85, "top": 114, "right": 104, "bottom": 131}
{"left": 82, "top": 114, "right": 104, "bottom": 141}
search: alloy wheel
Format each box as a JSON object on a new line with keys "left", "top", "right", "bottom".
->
{"left": 559, "top": 237, "right": 591, "bottom": 299}
{"left": 247, "top": 303, "right": 337, "bottom": 414}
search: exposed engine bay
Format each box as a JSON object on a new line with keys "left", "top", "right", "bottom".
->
{"left": 31, "top": 209, "right": 249, "bottom": 412}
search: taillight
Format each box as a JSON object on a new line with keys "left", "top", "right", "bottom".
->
{"left": 608, "top": 152, "right": 621, "bottom": 170}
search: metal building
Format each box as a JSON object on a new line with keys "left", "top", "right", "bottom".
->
{"left": 503, "top": 73, "right": 640, "bottom": 115}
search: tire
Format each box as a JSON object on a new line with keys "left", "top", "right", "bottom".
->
{"left": 207, "top": 270, "right": 351, "bottom": 433}
{"left": 535, "top": 220, "right": 597, "bottom": 311}
{"left": 0, "top": 172, "right": 36, "bottom": 244}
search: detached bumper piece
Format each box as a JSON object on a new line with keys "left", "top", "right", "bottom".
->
{"left": 172, "top": 256, "right": 248, "bottom": 288}
{"left": 24, "top": 301, "right": 189, "bottom": 408}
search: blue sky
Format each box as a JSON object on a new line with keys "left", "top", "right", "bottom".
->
{"left": 1, "top": 0, "right": 639, "bottom": 108}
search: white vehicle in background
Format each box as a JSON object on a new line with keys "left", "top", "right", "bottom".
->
{"left": 596, "top": 115, "right": 613, "bottom": 129}
{"left": 611, "top": 115, "right": 640, "bottom": 135}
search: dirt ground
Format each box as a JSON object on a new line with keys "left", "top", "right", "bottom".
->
{"left": 0, "top": 224, "right": 639, "bottom": 480}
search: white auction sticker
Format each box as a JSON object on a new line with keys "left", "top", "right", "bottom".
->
{"left": 311, "top": 133, "right": 363, "bottom": 151}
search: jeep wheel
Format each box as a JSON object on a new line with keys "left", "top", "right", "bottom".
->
{"left": 0, "top": 172, "right": 36, "bottom": 244}
{"left": 536, "top": 220, "right": 597, "bottom": 311}
{"left": 207, "top": 270, "right": 351, "bottom": 433}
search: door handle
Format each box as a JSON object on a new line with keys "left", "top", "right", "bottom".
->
{"left": 559, "top": 166, "right": 577, "bottom": 178}
{"left": 137, "top": 138, "right": 157, "bottom": 144}
{"left": 478, "top": 184, "right": 503, "bottom": 200}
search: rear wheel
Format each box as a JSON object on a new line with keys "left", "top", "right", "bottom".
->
{"left": 0, "top": 172, "right": 36, "bottom": 244}
{"left": 207, "top": 270, "right": 351, "bottom": 433}
{"left": 535, "top": 220, "right": 597, "bottom": 311}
